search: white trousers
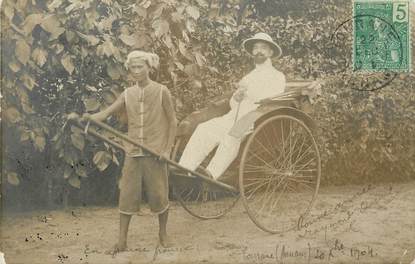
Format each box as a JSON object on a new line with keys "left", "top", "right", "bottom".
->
{"left": 179, "top": 115, "right": 242, "bottom": 179}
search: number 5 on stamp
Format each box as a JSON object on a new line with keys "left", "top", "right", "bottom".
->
{"left": 393, "top": 2, "right": 408, "bottom": 23}
{"left": 353, "top": 0, "right": 411, "bottom": 71}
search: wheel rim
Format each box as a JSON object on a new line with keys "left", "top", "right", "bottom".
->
{"left": 239, "top": 115, "right": 321, "bottom": 233}
{"left": 172, "top": 137, "right": 239, "bottom": 219}
{"left": 174, "top": 177, "right": 239, "bottom": 219}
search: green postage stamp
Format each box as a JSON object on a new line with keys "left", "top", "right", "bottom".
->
{"left": 353, "top": 0, "right": 411, "bottom": 71}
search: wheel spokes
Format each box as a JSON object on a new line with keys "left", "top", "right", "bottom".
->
{"left": 240, "top": 115, "right": 321, "bottom": 233}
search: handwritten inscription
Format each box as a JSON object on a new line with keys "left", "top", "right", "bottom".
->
{"left": 241, "top": 185, "right": 399, "bottom": 263}
{"left": 299, "top": 184, "right": 397, "bottom": 237}
{"left": 152, "top": 245, "right": 195, "bottom": 261}
{"left": 243, "top": 239, "right": 377, "bottom": 263}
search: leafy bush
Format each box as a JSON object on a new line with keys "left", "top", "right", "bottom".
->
{"left": 1, "top": 0, "right": 414, "bottom": 210}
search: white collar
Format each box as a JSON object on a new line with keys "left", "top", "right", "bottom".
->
{"left": 254, "top": 58, "right": 273, "bottom": 71}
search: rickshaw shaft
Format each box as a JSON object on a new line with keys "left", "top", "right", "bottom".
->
{"left": 69, "top": 117, "right": 239, "bottom": 194}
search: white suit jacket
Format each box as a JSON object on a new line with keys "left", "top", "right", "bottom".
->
{"left": 225, "top": 58, "right": 286, "bottom": 124}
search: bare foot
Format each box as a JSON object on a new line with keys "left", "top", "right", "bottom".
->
{"left": 159, "top": 233, "right": 173, "bottom": 248}
{"left": 105, "top": 242, "right": 127, "bottom": 256}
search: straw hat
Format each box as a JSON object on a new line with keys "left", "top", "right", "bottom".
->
{"left": 242, "top": 32, "right": 282, "bottom": 58}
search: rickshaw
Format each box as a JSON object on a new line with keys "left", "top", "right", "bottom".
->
{"left": 69, "top": 80, "right": 321, "bottom": 234}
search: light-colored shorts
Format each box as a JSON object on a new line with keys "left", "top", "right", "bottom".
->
{"left": 118, "top": 156, "right": 169, "bottom": 215}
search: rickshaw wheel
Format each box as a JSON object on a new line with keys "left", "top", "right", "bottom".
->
{"left": 239, "top": 115, "right": 321, "bottom": 233}
{"left": 171, "top": 137, "right": 240, "bottom": 220}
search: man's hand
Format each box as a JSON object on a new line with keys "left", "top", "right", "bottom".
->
{"left": 233, "top": 90, "right": 246, "bottom": 102}
{"left": 67, "top": 112, "right": 80, "bottom": 121}
{"left": 84, "top": 112, "right": 107, "bottom": 122}
{"left": 81, "top": 113, "right": 91, "bottom": 122}
{"left": 233, "top": 83, "right": 248, "bottom": 103}
{"left": 158, "top": 151, "right": 170, "bottom": 161}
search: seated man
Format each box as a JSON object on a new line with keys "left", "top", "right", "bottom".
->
{"left": 179, "top": 32, "right": 286, "bottom": 179}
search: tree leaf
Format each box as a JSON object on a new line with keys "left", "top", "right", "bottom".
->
{"left": 23, "top": 14, "right": 44, "bottom": 35}
{"left": 119, "top": 34, "right": 136, "bottom": 46}
{"left": 185, "top": 19, "right": 196, "bottom": 32}
{"left": 17, "top": 87, "right": 35, "bottom": 114}
{"left": 134, "top": 6, "right": 147, "bottom": 18}
{"left": 207, "top": 66, "right": 219, "bottom": 74}
{"left": 7, "top": 172, "right": 20, "bottom": 186}
{"left": 139, "top": 0, "right": 151, "bottom": 8}
{"left": 162, "top": 35, "right": 173, "bottom": 49}
{"left": 195, "top": 0, "right": 208, "bottom": 8}
{"left": 20, "top": 129, "right": 31, "bottom": 142}
{"left": 77, "top": 32, "right": 100, "bottom": 46}
{"left": 178, "top": 40, "right": 192, "bottom": 60}
{"left": 23, "top": 102, "right": 35, "bottom": 114}
{"left": 48, "top": 0, "right": 64, "bottom": 11}
{"left": 96, "top": 16, "right": 116, "bottom": 33}
{"left": 186, "top": 6, "right": 200, "bottom": 20}
{"left": 171, "top": 12, "right": 183, "bottom": 23}
{"left": 65, "top": 0, "right": 92, "bottom": 14}
{"left": 20, "top": 73, "right": 38, "bottom": 91}
{"left": 85, "top": 85, "right": 98, "bottom": 92}
{"left": 194, "top": 52, "right": 206, "bottom": 67}
{"left": 64, "top": 165, "right": 73, "bottom": 179}
{"left": 80, "top": 46, "right": 88, "bottom": 59}
{"left": 184, "top": 63, "right": 200, "bottom": 77}
{"left": 9, "top": 60, "right": 21, "bottom": 73}
{"left": 190, "top": 79, "right": 202, "bottom": 90}
{"left": 107, "top": 62, "right": 122, "bottom": 80}
{"left": 83, "top": 97, "right": 100, "bottom": 112}
{"left": 5, "top": 107, "right": 22, "bottom": 123}
{"left": 182, "top": 31, "right": 190, "bottom": 42}
{"left": 65, "top": 30, "right": 78, "bottom": 44}
{"left": 31, "top": 47, "right": 48, "bottom": 67}
{"left": 177, "top": 5, "right": 186, "bottom": 14}
{"left": 52, "top": 43, "right": 64, "bottom": 54}
{"left": 134, "top": 33, "right": 149, "bottom": 49}
{"left": 15, "top": 39, "right": 31, "bottom": 65}
{"left": 152, "top": 4, "right": 165, "bottom": 19}
{"left": 97, "top": 37, "right": 119, "bottom": 58}
{"left": 75, "top": 164, "right": 87, "bottom": 177}
{"left": 41, "top": 15, "right": 65, "bottom": 40}
{"left": 93, "top": 151, "right": 112, "bottom": 171}
{"left": 63, "top": 147, "right": 77, "bottom": 166}
{"left": 61, "top": 54, "right": 75, "bottom": 74}
{"left": 68, "top": 175, "right": 81, "bottom": 189}
{"left": 71, "top": 125, "right": 83, "bottom": 134}
{"left": 101, "top": 0, "right": 112, "bottom": 5}
{"left": 174, "top": 61, "right": 184, "bottom": 71}
{"left": 34, "top": 135, "right": 46, "bottom": 152}
{"left": 170, "top": 71, "right": 177, "bottom": 87}
{"left": 71, "top": 133, "right": 85, "bottom": 151}
{"left": 152, "top": 19, "right": 170, "bottom": 38}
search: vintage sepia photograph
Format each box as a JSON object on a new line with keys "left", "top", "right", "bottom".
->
{"left": 1, "top": 0, "right": 414, "bottom": 263}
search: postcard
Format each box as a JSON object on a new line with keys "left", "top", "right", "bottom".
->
{"left": 1, "top": 0, "right": 414, "bottom": 263}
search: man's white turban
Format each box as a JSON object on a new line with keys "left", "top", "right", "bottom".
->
{"left": 124, "top": 50, "right": 159, "bottom": 69}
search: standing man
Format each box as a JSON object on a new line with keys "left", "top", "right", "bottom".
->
{"left": 85, "top": 51, "right": 177, "bottom": 252}
{"left": 179, "top": 33, "right": 286, "bottom": 179}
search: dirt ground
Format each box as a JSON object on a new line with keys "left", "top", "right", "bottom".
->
{"left": 1, "top": 181, "right": 415, "bottom": 264}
